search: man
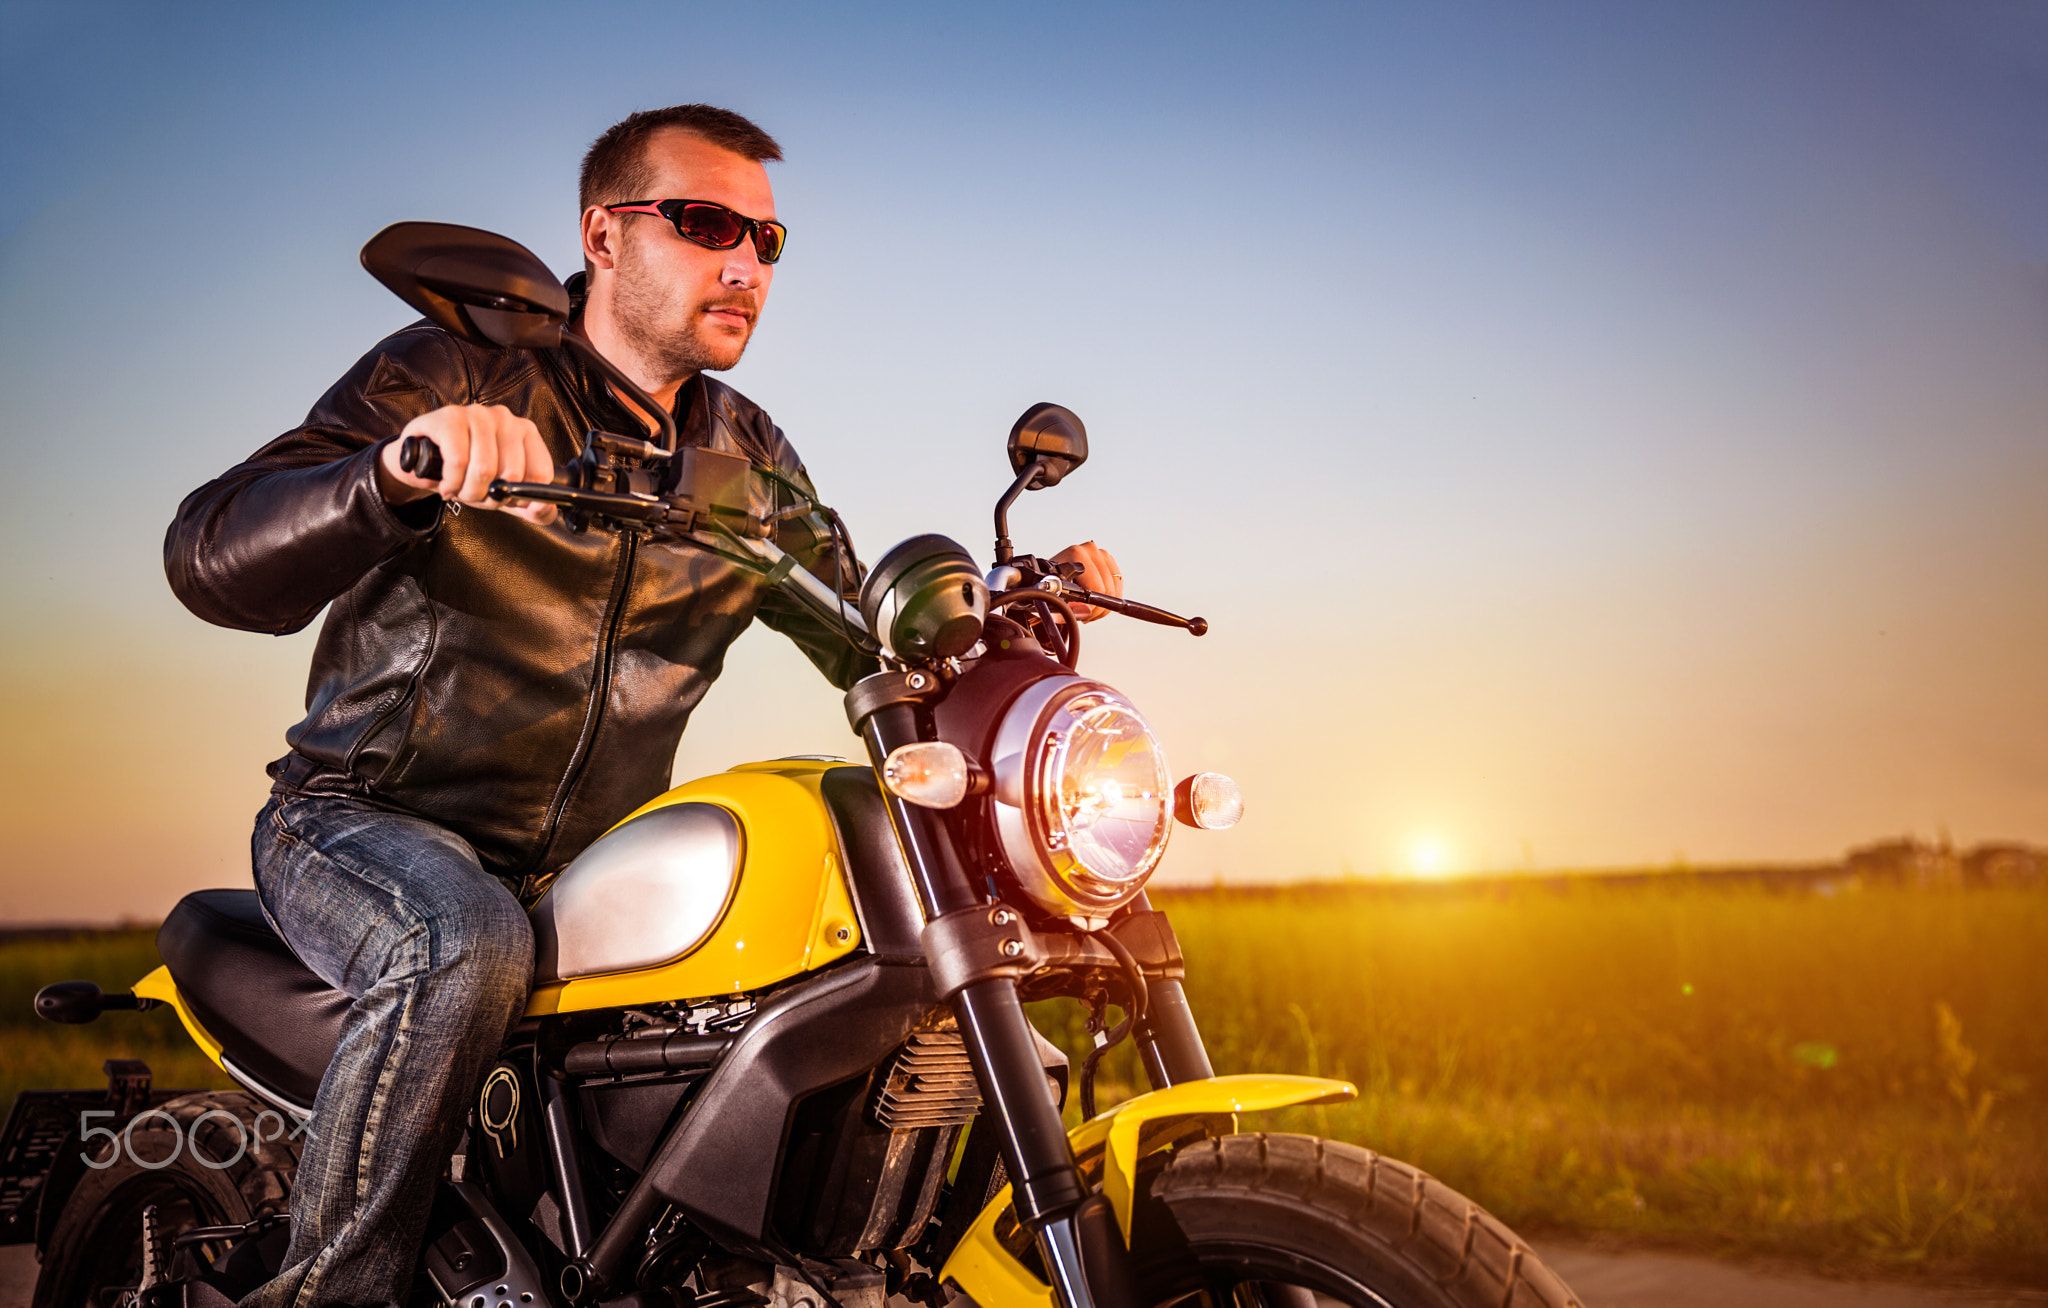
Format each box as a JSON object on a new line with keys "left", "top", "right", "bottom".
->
{"left": 166, "top": 104, "right": 1115, "bottom": 1307}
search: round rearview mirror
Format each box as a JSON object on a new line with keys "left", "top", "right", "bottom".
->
{"left": 1007, "top": 403, "right": 1088, "bottom": 489}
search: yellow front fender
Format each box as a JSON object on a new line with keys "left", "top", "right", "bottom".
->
{"left": 1081, "top": 1074, "right": 1357, "bottom": 1241}
{"left": 938, "top": 1073, "right": 1356, "bottom": 1307}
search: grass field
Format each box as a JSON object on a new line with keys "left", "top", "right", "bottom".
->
{"left": 1035, "top": 880, "right": 2048, "bottom": 1283}
{"left": 5, "top": 880, "right": 2042, "bottom": 1283}
{"left": 0, "top": 933, "right": 233, "bottom": 1118}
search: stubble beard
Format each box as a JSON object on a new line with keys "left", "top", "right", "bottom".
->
{"left": 612, "top": 257, "right": 752, "bottom": 378}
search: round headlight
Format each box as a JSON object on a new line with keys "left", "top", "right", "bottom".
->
{"left": 991, "top": 677, "right": 1173, "bottom": 920}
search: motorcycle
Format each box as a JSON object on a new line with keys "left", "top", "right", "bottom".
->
{"left": 1, "top": 223, "right": 1581, "bottom": 1308}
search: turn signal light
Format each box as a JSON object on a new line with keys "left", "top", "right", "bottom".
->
{"left": 883, "top": 742, "right": 976, "bottom": 809}
{"left": 1173, "top": 772, "right": 1243, "bottom": 830}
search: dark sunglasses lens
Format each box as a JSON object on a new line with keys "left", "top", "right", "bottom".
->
{"left": 753, "top": 223, "right": 786, "bottom": 264}
{"left": 674, "top": 203, "right": 746, "bottom": 249}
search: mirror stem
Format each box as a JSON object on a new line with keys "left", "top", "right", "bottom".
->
{"left": 562, "top": 327, "right": 677, "bottom": 454}
{"left": 992, "top": 458, "right": 1050, "bottom": 564}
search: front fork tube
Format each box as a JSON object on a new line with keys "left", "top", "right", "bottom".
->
{"left": 1134, "top": 977, "right": 1214, "bottom": 1088}
{"left": 955, "top": 977, "right": 1138, "bottom": 1308}
{"left": 861, "top": 703, "right": 1138, "bottom": 1308}
{"left": 1120, "top": 890, "right": 1215, "bottom": 1089}
{"left": 953, "top": 980, "right": 1086, "bottom": 1220}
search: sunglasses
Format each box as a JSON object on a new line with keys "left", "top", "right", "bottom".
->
{"left": 603, "top": 199, "right": 787, "bottom": 264}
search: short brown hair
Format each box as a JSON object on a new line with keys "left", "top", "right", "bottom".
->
{"left": 579, "top": 105, "right": 783, "bottom": 212}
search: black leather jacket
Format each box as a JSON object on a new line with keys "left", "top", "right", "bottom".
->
{"left": 166, "top": 320, "right": 868, "bottom": 888}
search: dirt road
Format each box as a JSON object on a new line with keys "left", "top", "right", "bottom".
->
{"left": 3, "top": 1241, "right": 2041, "bottom": 1306}
{"left": 1540, "top": 1243, "right": 2045, "bottom": 1307}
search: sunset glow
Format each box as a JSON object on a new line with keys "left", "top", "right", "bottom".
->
{"left": 1408, "top": 837, "right": 1453, "bottom": 879}
{"left": 2, "top": 6, "right": 2044, "bottom": 922}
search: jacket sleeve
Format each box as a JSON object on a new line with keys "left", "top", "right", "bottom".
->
{"left": 749, "top": 443, "right": 876, "bottom": 692}
{"left": 164, "top": 326, "right": 466, "bottom": 634}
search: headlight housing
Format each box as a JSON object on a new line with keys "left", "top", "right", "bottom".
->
{"left": 990, "top": 676, "right": 1173, "bottom": 921}
{"left": 859, "top": 534, "right": 988, "bottom": 662}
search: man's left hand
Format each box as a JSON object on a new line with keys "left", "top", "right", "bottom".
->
{"left": 1052, "top": 540, "right": 1122, "bottom": 622}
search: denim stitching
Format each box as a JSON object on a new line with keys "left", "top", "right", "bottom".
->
{"left": 243, "top": 793, "right": 528, "bottom": 1308}
{"left": 352, "top": 920, "right": 428, "bottom": 1211}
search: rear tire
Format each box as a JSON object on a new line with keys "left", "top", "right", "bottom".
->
{"left": 33, "top": 1091, "right": 301, "bottom": 1308}
{"left": 1140, "top": 1134, "right": 1579, "bottom": 1308}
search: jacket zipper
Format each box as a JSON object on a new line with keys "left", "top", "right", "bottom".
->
{"left": 523, "top": 527, "right": 638, "bottom": 874}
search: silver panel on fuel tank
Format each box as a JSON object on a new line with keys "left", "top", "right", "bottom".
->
{"left": 529, "top": 803, "right": 743, "bottom": 982}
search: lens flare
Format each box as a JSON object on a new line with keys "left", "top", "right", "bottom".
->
{"left": 989, "top": 678, "right": 1174, "bottom": 918}
{"left": 1052, "top": 701, "right": 1170, "bottom": 884}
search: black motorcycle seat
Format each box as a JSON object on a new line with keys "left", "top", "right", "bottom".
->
{"left": 157, "top": 890, "right": 352, "bottom": 1111}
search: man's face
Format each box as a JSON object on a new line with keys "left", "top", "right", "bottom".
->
{"left": 600, "top": 130, "right": 777, "bottom": 378}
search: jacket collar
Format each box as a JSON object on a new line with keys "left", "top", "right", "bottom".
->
{"left": 554, "top": 273, "right": 707, "bottom": 452}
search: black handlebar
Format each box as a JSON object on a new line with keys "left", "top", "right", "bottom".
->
{"left": 395, "top": 434, "right": 776, "bottom": 538}
{"left": 402, "top": 433, "right": 1205, "bottom": 636}
{"left": 397, "top": 434, "right": 443, "bottom": 481}
{"left": 399, "top": 436, "right": 663, "bottom": 522}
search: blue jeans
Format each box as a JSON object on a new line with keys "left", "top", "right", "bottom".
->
{"left": 243, "top": 792, "right": 534, "bottom": 1308}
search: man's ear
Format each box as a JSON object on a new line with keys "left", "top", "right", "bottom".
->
{"left": 581, "top": 206, "right": 622, "bottom": 272}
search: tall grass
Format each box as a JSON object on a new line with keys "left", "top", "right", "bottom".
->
{"left": 6, "top": 885, "right": 2041, "bottom": 1282}
{"left": 1036, "top": 881, "right": 2047, "bottom": 1281}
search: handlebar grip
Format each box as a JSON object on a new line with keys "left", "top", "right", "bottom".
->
{"left": 398, "top": 435, "right": 443, "bottom": 482}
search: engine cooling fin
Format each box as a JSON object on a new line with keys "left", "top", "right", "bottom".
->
{"left": 870, "top": 1031, "right": 981, "bottom": 1130}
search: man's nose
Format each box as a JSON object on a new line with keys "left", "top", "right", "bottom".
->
{"left": 721, "top": 241, "right": 763, "bottom": 287}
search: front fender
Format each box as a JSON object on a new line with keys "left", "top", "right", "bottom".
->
{"left": 938, "top": 1074, "right": 1355, "bottom": 1307}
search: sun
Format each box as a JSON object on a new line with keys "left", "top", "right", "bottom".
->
{"left": 1408, "top": 836, "right": 1452, "bottom": 879}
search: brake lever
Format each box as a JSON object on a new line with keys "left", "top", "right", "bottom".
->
{"left": 401, "top": 438, "right": 637, "bottom": 519}
{"left": 487, "top": 479, "right": 667, "bottom": 522}
{"left": 400, "top": 435, "right": 651, "bottom": 495}
{"left": 403, "top": 435, "right": 765, "bottom": 532}
{"left": 1059, "top": 583, "right": 1208, "bottom": 636}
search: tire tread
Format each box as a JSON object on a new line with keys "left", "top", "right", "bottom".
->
{"left": 34, "top": 1091, "right": 301, "bottom": 1308}
{"left": 1151, "top": 1133, "right": 1581, "bottom": 1308}
{"left": 144, "top": 1091, "right": 302, "bottom": 1218}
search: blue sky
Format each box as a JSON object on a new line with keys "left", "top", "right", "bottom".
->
{"left": 2, "top": 1, "right": 2044, "bottom": 918}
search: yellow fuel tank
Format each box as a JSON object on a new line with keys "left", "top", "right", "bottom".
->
{"left": 522, "top": 759, "right": 866, "bottom": 1017}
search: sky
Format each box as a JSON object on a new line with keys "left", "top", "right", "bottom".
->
{"left": 1, "top": 1, "right": 2044, "bottom": 921}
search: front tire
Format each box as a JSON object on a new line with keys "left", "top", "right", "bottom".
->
{"left": 33, "top": 1091, "right": 301, "bottom": 1308}
{"left": 1140, "top": 1134, "right": 1579, "bottom": 1308}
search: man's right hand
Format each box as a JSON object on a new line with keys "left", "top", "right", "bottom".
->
{"left": 378, "top": 404, "right": 558, "bottom": 526}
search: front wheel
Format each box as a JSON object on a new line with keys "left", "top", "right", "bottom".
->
{"left": 1139, "top": 1134, "right": 1580, "bottom": 1308}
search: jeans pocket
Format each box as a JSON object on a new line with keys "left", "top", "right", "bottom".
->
{"left": 255, "top": 794, "right": 394, "bottom": 988}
